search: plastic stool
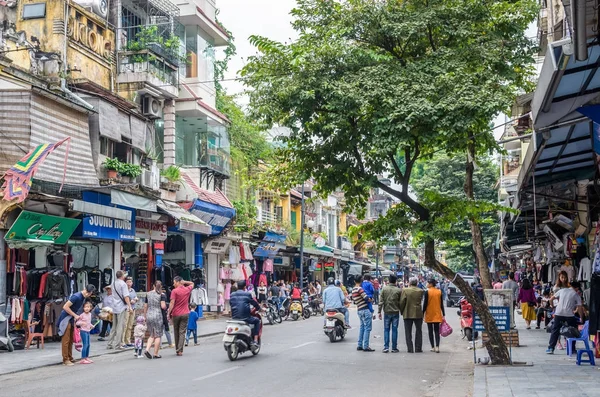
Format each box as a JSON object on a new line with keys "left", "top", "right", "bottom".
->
{"left": 576, "top": 349, "right": 595, "bottom": 366}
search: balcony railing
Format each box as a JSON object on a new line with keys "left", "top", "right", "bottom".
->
{"left": 199, "top": 142, "right": 231, "bottom": 176}
{"left": 118, "top": 49, "right": 179, "bottom": 92}
{"left": 258, "top": 210, "right": 282, "bottom": 225}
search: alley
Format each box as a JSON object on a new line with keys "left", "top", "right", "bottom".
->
{"left": 0, "top": 312, "right": 472, "bottom": 397}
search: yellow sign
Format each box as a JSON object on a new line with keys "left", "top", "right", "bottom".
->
{"left": 67, "top": 16, "right": 112, "bottom": 59}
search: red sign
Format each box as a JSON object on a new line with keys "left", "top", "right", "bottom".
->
{"left": 135, "top": 219, "right": 167, "bottom": 241}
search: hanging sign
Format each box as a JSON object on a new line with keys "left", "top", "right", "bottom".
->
{"left": 6, "top": 211, "right": 80, "bottom": 245}
{"left": 135, "top": 219, "right": 167, "bottom": 241}
{"left": 77, "top": 192, "right": 135, "bottom": 240}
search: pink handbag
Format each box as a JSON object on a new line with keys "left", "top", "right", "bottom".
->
{"left": 440, "top": 319, "right": 453, "bottom": 337}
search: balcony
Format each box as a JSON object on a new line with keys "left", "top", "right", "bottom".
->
{"left": 174, "top": 0, "right": 230, "bottom": 46}
{"left": 258, "top": 210, "right": 282, "bottom": 225}
{"left": 117, "top": 48, "right": 179, "bottom": 99}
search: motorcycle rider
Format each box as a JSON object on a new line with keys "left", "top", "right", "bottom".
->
{"left": 230, "top": 280, "right": 261, "bottom": 345}
{"left": 323, "top": 277, "right": 350, "bottom": 327}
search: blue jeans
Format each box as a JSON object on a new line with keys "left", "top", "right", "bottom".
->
{"left": 383, "top": 314, "right": 399, "bottom": 350}
{"left": 80, "top": 330, "right": 90, "bottom": 359}
{"left": 186, "top": 329, "right": 197, "bottom": 344}
{"left": 357, "top": 309, "right": 373, "bottom": 349}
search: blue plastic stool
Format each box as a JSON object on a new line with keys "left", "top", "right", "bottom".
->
{"left": 576, "top": 349, "right": 596, "bottom": 366}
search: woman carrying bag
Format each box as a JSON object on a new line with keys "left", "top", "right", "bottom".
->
{"left": 518, "top": 278, "right": 537, "bottom": 329}
{"left": 423, "top": 279, "right": 445, "bottom": 353}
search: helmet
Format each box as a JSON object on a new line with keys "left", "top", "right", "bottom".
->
{"left": 327, "top": 277, "right": 335, "bottom": 286}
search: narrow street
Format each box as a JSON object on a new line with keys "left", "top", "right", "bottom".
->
{"left": 0, "top": 312, "right": 472, "bottom": 397}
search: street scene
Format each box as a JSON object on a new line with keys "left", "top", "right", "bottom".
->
{"left": 1, "top": 0, "right": 600, "bottom": 396}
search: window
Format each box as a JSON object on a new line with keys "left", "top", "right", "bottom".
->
{"left": 100, "top": 137, "right": 114, "bottom": 157}
{"left": 22, "top": 3, "right": 46, "bottom": 19}
{"left": 115, "top": 137, "right": 132, "bottom": 163}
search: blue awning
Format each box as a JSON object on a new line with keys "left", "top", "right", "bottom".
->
{"left": 189, "top": 199, "right": 235, "bottom": 236}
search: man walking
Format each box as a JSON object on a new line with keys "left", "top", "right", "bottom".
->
{"left": 378, "top": 274, "right": 402, "bottom": 353}
{"left": 372, "top": 277, "right": 381, "bottom": 305}
{"left": 546, "top": 281, "right": 585, "bottom": 354}
{"left": 122, "top": 277, "right": 138, "bottom": 347}
{"left": 57, "top": 284, "right": 96, "bottom": 365}
{"left": 352, "top": 276, "right": 374, "bottom": 352}
{"left": 400, "top": 277, "right": 424, "bottom": 353}
{"left": 167, "top": 276, "right": 194, "bottom": 356}
{"left": 503, "top": 272, "right": 519, "bottom": 329}
{"left": 107, "top": 271, "right": 132, "bottom": 350}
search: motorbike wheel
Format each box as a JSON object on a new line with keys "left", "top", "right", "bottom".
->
{"left": 292, "top": 314, "right": 299, "bottom": 321}
{"left": 274, "top": 311, "right": 283, "bottom": 324}
{"left": 328, "top": 332, "right": 336, "bottom": 343}
{"left": 227, "top": 344, "right": 239, "bottom": 361}
{"left": 7, "top": 339, "right": 14, "bottom": 352}
{"left": 465, "top": 328, "right": 473, "bottom": 342}
{"left": 302, "top": 309, "right": 311, "bottom": 320}
{"left": 279, "top": 309, "right": 286, "bottom": 318}
{"left": 267, "top": 314, "right": 274, "bottom": 325}
{"left": 251, "top": 339, "right": 261, "bottom": 355}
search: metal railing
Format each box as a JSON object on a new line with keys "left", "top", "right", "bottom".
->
{"left": 118, "top": 49, "right": 179, "bottom": 88}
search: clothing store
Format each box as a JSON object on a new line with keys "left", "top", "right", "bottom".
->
{"left": 211, "top": 237, "right": 255, "bottom": 312}
{"left": 302, "top": 247, "right": 336, "bottom": 284}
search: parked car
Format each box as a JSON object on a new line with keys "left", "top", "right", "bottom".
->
{"left": 446, "top": 275, "right": 475, "bottom": 307}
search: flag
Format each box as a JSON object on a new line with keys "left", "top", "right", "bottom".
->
{"left": 2, "top": 137, "right": 71, "bottom": 202}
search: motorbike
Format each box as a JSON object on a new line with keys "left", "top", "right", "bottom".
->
{"left": 457, "top": 297, "right": 478, "bottom": 342}
{"left": 267, "top": 297, "right": 282, "bottom": 324}
{"left": 223, "top": 309, "right": 262, "bottom": 361}
{"left": 279, "top": 296, "right": 291, "bottom": 319}
{"left": 289, "top": 299, "right": 305, "bottom": 321}
{"left": 323, "top": 309, "right": 346, "bottom": 343}
{"left": 309, "top": 295, "right": 324, "bottom": 316}
{"left": 0, "top": 309, "right": 14, "bottom": 352}
{"left": 262, "top": 299, "right": 282, "bottom": 325}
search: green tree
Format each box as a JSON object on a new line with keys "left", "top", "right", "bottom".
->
{"left": 242, "top": 0, "right": 536, "bottom": 364}
{"left": 412, "top": 153, "right": 499, "bottom": 273}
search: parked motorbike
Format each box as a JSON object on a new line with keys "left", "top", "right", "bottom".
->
{"left": 323, "top": 309, "right": 346, "bottom": 343}
{"left": 309, "top": 295, "right": 324, "bottom": 316}
{"left": 222, "top": 309, "right": 262, "bottom": 361}
{"left": 279, "top": 296, "right": 291, "bottom": 319}
{"left": 0, "top": 310, "right": 14, "bottom": 352}
{"left": 457, "top": 297, "right": 478, "bottom": 342}
{"left": 289, "top": 300, "right": 304, "bottom": 321}
{"left": 267, "top": 297, "right": 282, "bottom": 324}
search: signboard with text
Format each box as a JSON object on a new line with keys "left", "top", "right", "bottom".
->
{"left": 6, "top": 211, "right": 80, "bottom": 245}
{"left": 474, "top": 306, "right": 510, "bottom": 332}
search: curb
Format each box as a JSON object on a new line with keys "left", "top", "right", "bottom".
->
{"left": 0, "top": 331, "right": 224, "bottom": 377}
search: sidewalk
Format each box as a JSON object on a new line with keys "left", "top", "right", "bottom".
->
{"left": 473, "top": 315, "right": 599, "bottom": 397}
{"left": 0, "top": 317, "right": 227, "bottom": 376}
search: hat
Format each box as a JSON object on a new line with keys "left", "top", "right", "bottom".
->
{"left": 104, "top": 285, "right": 112, "bottom": 290}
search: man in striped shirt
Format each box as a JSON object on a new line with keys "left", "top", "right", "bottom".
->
{"left": 352, "top": 276, "right": 374, "bottom": 352}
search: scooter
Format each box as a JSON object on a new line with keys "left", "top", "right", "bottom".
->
{"left": 0, "top": 309, "right": 14, "bottom": 352}
{"left": 289, "top": 299, "right": 304, "bottom": 321}
{"left": 457, "top": 297, "right": 478, "bottom": 342}
{"left": 323, "top": 309, "right": 346, "bottom": 343}
{"left": 223, "top": 309, "right": 262, "bottom": 361}
{"left": 309, "top": 295, "right": 324, "bottom": 316}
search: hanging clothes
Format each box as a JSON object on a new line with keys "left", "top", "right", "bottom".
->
{"left": 263, "top": 258, "right": 274, "bottom": 273}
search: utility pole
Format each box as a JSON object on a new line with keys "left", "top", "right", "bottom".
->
{"left": 299, "top": 183, "right": 305, "bottom": 289}
{"left": 375, "top": 246, "right": 379, "bottom": 278}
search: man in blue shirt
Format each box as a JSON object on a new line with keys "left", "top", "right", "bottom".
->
{"left": 230, "top": 280, "right": 261, "bottom": 345}
{"left": 323, "top": 278, "right": 349, "bottom": 327}
{"left": 57, "top": 284, "right": 96, "bottom": 366}
{"left": 362, "top": 274, "right": 375, "bottom": 313}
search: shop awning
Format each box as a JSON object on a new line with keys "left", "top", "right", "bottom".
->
{"left": 349, "top": 260, "right": 375, "bottom": 269}
{"left": 157, "top": 201, "right": 212, "bottom": 235}
{"left": 111, "top": 190, "right": 157, "bottom": 212}
{"left": 303, "top": 247, "right": 334, "bottom": 258}
{"left": 188, "top": 199, "right": 235, "bottom": 236}
{"left": 254, "top": 232, "right": 287, "bottom": 258}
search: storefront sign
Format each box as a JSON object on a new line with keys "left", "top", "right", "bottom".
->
{"left": 254, "top": 242, "right": 285, "bottom": 258}
{"left": 6, "top": 210, "right": 80, "bottom": 245}
{"left": 204, "top": 238, "right": 230, "bottom": 254}
{"left": 190, "top": 200, "right": 235, "bottom": 235}
{"left": 77, "top": 192, "right": 135, "bottom": 241}
{"left": 67, "top": 15, "right": 113, "bottom": 59}
{"left": 474, "top": 306, "right": 510, "bottom": 332}
{"left": 135, "top": 219, "right": 167, "bottom": 241}
{"left": 263, "top": 232, "right": 286, "bottom": 244}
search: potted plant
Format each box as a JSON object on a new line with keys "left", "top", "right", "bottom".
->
{"left": 120, "top": 163, "right": 142, "bottom": 183}
{"left": 103, "top": 158, "right": 121, "bottom": 179}
{"left": 160, "top": 165, "right": 181, "bottom": 191}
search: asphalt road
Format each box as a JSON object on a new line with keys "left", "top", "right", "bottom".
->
{"left": 0, "top": 309, "right": 473, "bottom": 397}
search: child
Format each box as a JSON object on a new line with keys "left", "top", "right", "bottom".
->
{"left": 75, "top": 301, "right": 94, "bottom": 364}
{"left": 133, "top": 316, "right": 146, "bottom": 358}
{"left": 185, "top": 303, "right": 199, "bottom": 346}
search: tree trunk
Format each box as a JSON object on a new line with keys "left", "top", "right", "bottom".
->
{"left": 423, "top": 239, "right": 511, "bottom": 365}
{"left": 464, "top": 134, "right": 492, "bottom": 290}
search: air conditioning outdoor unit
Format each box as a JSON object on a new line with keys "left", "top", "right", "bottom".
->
{"left": 142, "top": 96, "right": 162, "bottom": 119}
{"left": 141, "top": 165, "right": 160, "bottom": 190}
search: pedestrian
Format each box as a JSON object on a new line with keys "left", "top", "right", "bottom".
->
{"left": 122, "top": 277, "right": 138, "bottom": 347}
{"left": 493, "top": 279, "right": 503, "bottom": 289}
{"left": 400, "top": 277, "right": 424, "bottom": 353}
{"left": 536, "top": 288, "right": 552, "bottom": 330}
{"left": 315, "top": 281, "right": 322, "bottom": 296}
{"left": 257, "top": 281, "right": 268, "bottom": 304}
{"left": 186, "top": 303, "right": 199, "bottom": 346}
{"left": 167, "top": 276, "right": 194, "bottom": 356}
{"left": 518, "top": 278, "right": 537, "bottom": 329}
{"left": 57, "top": 284, "right": 96, "bottom": 366}
{"left": 75, "top": 301, "right": 95, "bottom": 364}
{"left": 107, "top": 271, "right": 132, "bottom": 350}
{"left": 161, "top": 287, "right": 174, "bottom": 349}
{"left": 144, "top": 281, "right": 166, "bottom": 359}
{"left": 546, "top": 281, "right": 585, "bottom": 354}
{"left": 378, "top": 274, "right": 402, "bottom": 353}
{"left": 98, "top": 285, "right": 113, "bottom": 341}
{"left": 553, "top": 270, "right": 570, "bottom": 293}
{"left": 362, "top": 274, "right": 375, "bottom": 313}
{"left": 502, "top": 272, "right": 519, "bottom": 329}
{"left": 133, "top": 316, "right": 146, "bottom": 358}
{"left": 352, "top": 276, "right": 374, "bottom": 352}
{"left": 372, "top": 277, "right": 381, "bottom": 305}
{"left": 423, "top": 279, "right": 444, "bottom": 353}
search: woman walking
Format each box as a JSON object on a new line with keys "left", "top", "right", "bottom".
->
{"left": 423, "top": 279, "right": 444, "bottom": 353}
{"left": 518, "top": 278, "right": 537, "bottom": 329}
{"left": 144, "top": 281, "right": 166, "bottom": 359}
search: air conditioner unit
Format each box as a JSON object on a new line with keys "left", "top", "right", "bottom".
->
{"left": 74, "top": 0, "right": 108, "bottom": 19}
{"left": 141, "top": 165, "right": 160, "bottom": 190}
{"left": 142, "top": 96, "right": 161, "bottom": 119}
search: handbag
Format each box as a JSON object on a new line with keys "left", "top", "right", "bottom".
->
{"left": 440, "top": 319, "right": 453, "bottom": 337}
{"left": 73, "top": 325, "right": 82, "bottom": 352}
{"left": 560, "top": 325, "right": 580, "bottom": 339}
{"left": 527, "top": 301, "right": 535, "bottom": 307}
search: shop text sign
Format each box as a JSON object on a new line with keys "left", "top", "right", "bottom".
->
{"left": 6, "top": 211, "right": 81, "bottom": 245}
{"left": 78, "top": 192, "right": 135, "bottom": 241}
{"left": 135, "top": 219, "right": 167, "bottom": 241}
{"left": 474, "top": 306, "right": 510, "bottom": 332}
